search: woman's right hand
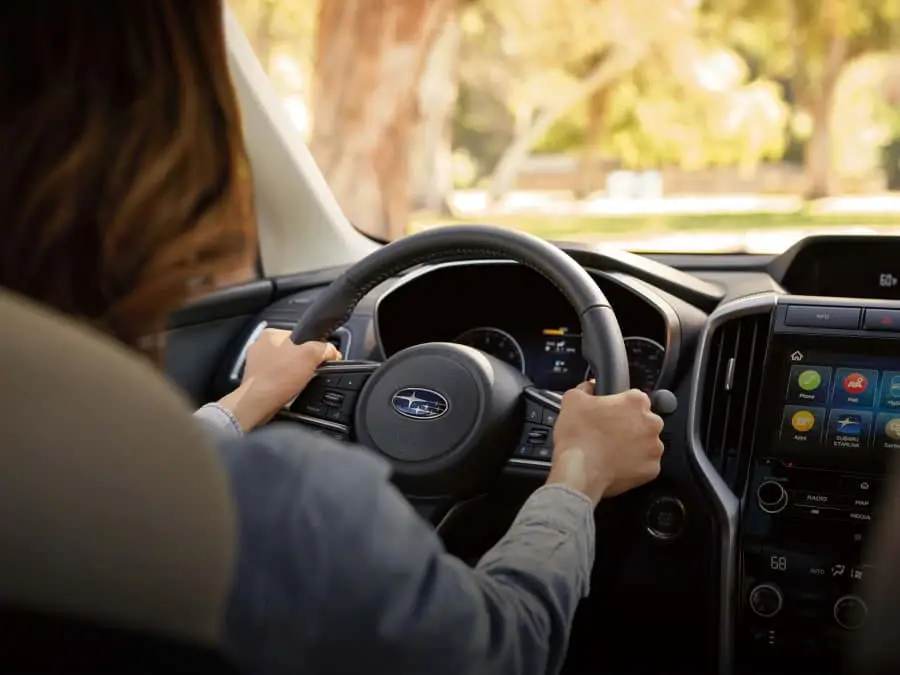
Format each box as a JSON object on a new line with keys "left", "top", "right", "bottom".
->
{"left": 546, "top": 383, "right": 665, "bottom": 505}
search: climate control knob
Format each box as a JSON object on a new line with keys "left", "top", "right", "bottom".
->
{"left": 748, "top": 583, "right": 783, "bottom": 618}
{"left": 834, "top": 594, "right": 868, "bottom": 631}
{"left": 757, "top": 480, "right": 789, "bottom": 514}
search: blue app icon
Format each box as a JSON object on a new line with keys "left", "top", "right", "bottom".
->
{"left": 878, "top": 371, "right": 900, "bottom": 410}
{"left": 890, "top": 375, "right": 900, "bottom": 397}
{"left": 835, "top": 414, "right": 862, "bottom": 435}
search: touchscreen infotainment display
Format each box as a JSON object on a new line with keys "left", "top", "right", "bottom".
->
{"left": 767, "top": 347, "right": 900, "bottom": 463}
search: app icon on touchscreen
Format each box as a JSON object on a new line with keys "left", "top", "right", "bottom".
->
{"left": 843, "top": 372, "right": 869, "bottom": 395}
{"left": 835, "top": 414, "right": 862, "bottom": 435}
{"left": 833, "top": 368, "right": 878, "bottom": 407}
{"left": 791, "top": 410, "right": 816, "bottom": 433}
{"left": 886, "top": 417, "right": 900, "bottom": 441}
{"left": 798, "top": 370, "right": 821, "bottom": 391}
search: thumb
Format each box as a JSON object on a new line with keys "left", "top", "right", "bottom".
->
{"left": 296, "top": 340, "right": 340, "bottom": 366}
{"left": 576, "top": 379, "right": 595, "bottom": 394}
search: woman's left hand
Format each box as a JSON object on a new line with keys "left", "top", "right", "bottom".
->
{"left": 217, "top": 328, "right": 341, "bottom": 431}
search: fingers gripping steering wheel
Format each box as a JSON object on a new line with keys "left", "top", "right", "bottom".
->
{"left": 288, "top": 226, "right": 631, "bottom": 510}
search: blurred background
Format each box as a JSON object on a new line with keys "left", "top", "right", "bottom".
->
{"left": 229, "top": 0, "right": 900, "bottom": 253}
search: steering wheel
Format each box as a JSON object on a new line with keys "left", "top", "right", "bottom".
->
{"left": 288, "top": 226, "right": 630, "bottom": 513}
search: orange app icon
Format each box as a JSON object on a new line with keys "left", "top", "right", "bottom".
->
{"left": 791, "top": 410, "right": 816, "bottom": 433}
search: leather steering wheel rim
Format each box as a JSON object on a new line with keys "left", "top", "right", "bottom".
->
{"left": 290, "top": 225, "right": 630, "bottom": 395}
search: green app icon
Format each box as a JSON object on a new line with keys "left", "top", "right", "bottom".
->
{"left": 797, "top": 369, "right": 822, "bottom": 392}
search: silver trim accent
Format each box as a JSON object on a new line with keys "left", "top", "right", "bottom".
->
{"left": 231, "top": 323, "right": 353, "bottom": 383}
{"left": 454, "top": 326, "right": 527, "bottom": 374}
{"left": 724, "top": 357, "right": 736, "bottom": 392}
{"left": 756, "top": 480, "right": 788, "bottom": 514}
{"left": 686, "top": 291, "right": 777, "bottom": 674}
{"left": 276, "top": 410, "right": 349, "bottom": 434}
{"left": 645, "top": 496, "right": 687, "bottom": 541}
{"left": 229, "top": 320, "right": 268, "bottom": 381}
{"left": 508, "top": 457, "right": 553, "bottom": 469}
{"left": 833, "top": 594, "right": 868, "bottom": 631}
{"left": 330, "top": 325, "right": 353, "bottom": 359}
{"left": 748, "top": 583, "right": 783, "bottom": 619}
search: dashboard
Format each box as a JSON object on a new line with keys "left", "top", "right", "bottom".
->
{"left": 375, "top": 261, "right": 675, "bottom": 393}
{"left": 197, "top": 234, "right": 900, "bottom": 675}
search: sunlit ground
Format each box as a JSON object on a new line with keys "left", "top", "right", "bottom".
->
{"left": 412, "top": 192, "right": 900, "bottom": 253}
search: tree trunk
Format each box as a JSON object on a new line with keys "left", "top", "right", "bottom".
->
{"left": 802, "top": 2, "right": 848, "bottom": 199}
{"left": 409, "top": 18, "right": 461, "bottom": 216}
{"left": 487, "top": 47, "right": 640, "bottom": 203}
{"left": 309, "top": 0, "right": 456, "bottom": 240}
{"left": 575, "top": 86, "right": 610, "bottom": 199}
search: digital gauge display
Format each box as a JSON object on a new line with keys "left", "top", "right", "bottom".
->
{"left": 454, "top": 326, "right": 526, "bottom": 373}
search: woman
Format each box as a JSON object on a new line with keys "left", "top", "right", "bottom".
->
{"left": 0, "top": 3, "right": 665, "bottom": 675}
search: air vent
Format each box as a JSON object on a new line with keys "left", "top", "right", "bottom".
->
{"left": 699, "top": 310, "right": 771, "bottom": 490}
{"left": 229, "top": 323, "right": 351, "bottom": 384}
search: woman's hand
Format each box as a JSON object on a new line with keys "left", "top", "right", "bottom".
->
{"left": 217, "top": 328, "right": 341, "bottom": 431}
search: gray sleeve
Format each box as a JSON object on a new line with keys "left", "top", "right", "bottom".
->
{"left": 193, "top": 402, "right": 243, "bottom": 440}
{"left": 219, "top": 424, "right": 594, "bottom": 675}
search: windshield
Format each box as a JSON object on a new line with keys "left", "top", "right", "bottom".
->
{"left": 229, "top": 0, "right": 900, "bottom": 255}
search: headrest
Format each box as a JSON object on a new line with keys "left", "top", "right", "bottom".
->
{"left": 0, "top": 288, "right": 235, "bottom": 646}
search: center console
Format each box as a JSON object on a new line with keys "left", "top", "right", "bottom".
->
{"left": 739, "top": 298, "right": 900, "bottom": 673}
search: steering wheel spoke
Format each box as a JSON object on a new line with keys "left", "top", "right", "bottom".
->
{"left": 510, "top": 386, "right": 561, "bottom": 466}
{"left": 275, "top": 360, "right": 381, "bottom": 440}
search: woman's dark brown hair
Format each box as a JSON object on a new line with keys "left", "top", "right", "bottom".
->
{"left": 0, "top": 1, "right": 255, "bottom": 362}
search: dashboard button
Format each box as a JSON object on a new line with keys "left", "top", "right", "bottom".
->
{"left": 784, "top": 305, "right": 860, "bottom": 329}
{"left": 541, "top": 409, "right": 558, "bottom": 426}
{"left": 834, "top": 594, "right": 868, "bottom": 630}
{"left": 338, "top": 373, "right": 370, "bottom": 391}
{"left": 321, "top": 373, "right": 342, "bottom": 387}
{"left": 757, "top": 480, "right": 789, "bottom": 513}
{"left": 839, "top": 476, "right": 879, "bottom": 496}
{"left": 646, "top": 496, "right": 686, "bottom": 540}
{"left": 515, "top": 445, "right": 533, "bottom": 458}
{"left": 748, "top": 583, "right": 783, "bottom": 618}
{"left": 532, "top": 447, "right": 552, "bottom": 460}
{"left": 863, "top": 308, "right": 900, "bottom": 331}
{"left": 525, "top": 425, "right": 551, "bottom": 445}
{"left": 525, "top": 403, "right": 542, "bottom": 423}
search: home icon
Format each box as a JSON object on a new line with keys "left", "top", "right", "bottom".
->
{"left": 791, "top": 351, "right": 804, "bottom": 362}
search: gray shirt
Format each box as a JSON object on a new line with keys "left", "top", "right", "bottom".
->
{"left": 194, "top": 404, "right": 595, "bottom": 675}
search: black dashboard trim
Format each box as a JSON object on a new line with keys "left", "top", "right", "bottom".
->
{"left": 686, "top": 291, "right": 778, "bottom": 675}
{"left": 555, "top": 242, "right": 725, "bottom": 312}
{"left": 169, "top": 279, "right": 274, "bottom": 328}
{"left": 766, "top": 233, "right": 900, "bottom": 285}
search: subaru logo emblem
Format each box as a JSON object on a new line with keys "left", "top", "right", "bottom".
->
{"left": 390, "top": 388, "right": 450, "bottom": 420}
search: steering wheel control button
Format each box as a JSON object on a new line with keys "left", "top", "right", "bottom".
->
{"left": 646, "top": 496, "right": 686, "bottom": 540}
{"left": 749, "top": 584, "right": 784, "bottom": 619}
{"left": 533, "top": 447, "right": 552, "bottom": 461}
{"left": 784, "top": 305, "right": 861, "bottom": 330}
{"left": 321, "top": 373, "right": 342, "bottom": 387}
{"left": 757, "top": 480, "right": 789, "bottom": 514}
{"left": 541, "top": 410, "right": 558, "bottom": 426}
{"left": 833, "top": 594, "right": 868, "bottom": 630}
{"left": 337, "top": 373, "right": 370, "bottom": 391}
{"left": 525, "top": 425, "right": 551, "bottom": 445}
{"left": 515, "top": 445, "right": 534, "bottom": 458}
{"left": 525, "top": 402, "right": 543, "bottom": 423}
